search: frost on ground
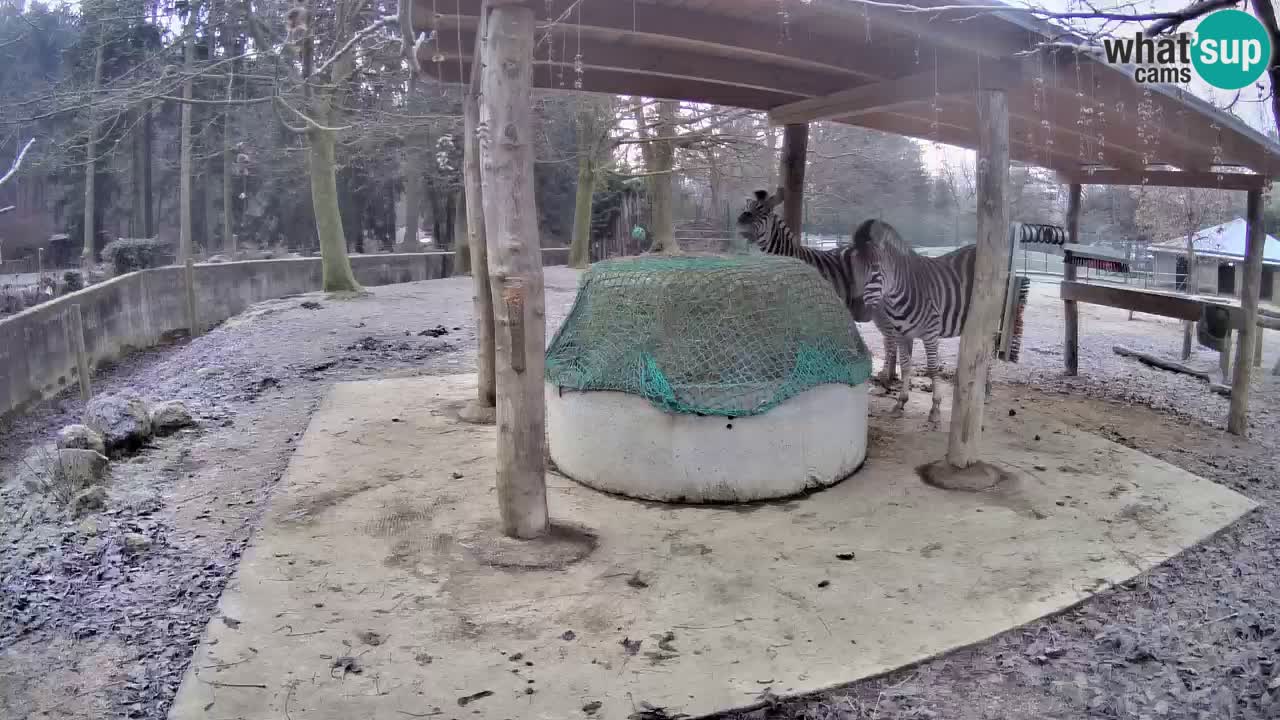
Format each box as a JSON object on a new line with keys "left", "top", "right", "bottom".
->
{"left": 1, "top": 269, "right": 1278, "bottom": 720}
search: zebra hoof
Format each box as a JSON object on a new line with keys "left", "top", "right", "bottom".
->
{"left": 927, "top": 410, "right": 942, "bottom": 426}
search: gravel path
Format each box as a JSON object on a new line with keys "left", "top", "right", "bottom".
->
{"left": 1, "top": 268, "right": 1278, "bottom": 720}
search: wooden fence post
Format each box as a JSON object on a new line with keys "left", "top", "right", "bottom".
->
{"left": 945, "top": 89, "right": 1010, "bottom": 470}
{"left": 1063, "top": 183, "right": 1082, "bottom": 376}
{"left": 478, "top": 2, "right": 548, "bottom": 539}
{"left": 66, "top": 304, "right": 92, "bottom": 403}
{"left": 1227, "top": 188, "right": 1265, "bottom": 435}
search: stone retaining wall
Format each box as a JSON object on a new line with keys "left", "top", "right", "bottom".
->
{"left": 0, "top": 249, "right": 569, "bottom": 420}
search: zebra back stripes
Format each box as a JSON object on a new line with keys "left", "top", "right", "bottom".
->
{"left": 853, "top": 219, "right": 977, "bottom": 342}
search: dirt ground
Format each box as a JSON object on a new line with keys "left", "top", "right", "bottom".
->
{"left": 1, "top": 268, "right": 1278, "bottom": 720}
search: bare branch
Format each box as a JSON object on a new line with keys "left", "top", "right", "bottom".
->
{"left": 1147, "top": 0, "right": 1241, "bottom": 33}
{"left": 0, "top": 138, "right": 35, "bottom": 187}
{"left": 311, "top": 14, "right": 400, "bottom": 81}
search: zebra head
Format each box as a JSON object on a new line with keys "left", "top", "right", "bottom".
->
{"left": 736, "top": 188, "right": 785, "bottom": 246}
{"left": 853, "top": 218, "right": 910, "bottom": 312}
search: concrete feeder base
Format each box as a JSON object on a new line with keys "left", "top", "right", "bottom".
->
{"left": 545, "top": 381, "right": 869, "bottom": 503}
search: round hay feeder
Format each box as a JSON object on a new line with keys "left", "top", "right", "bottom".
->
{"left": 544, "top": 255, "right": 872, "bottom": 503}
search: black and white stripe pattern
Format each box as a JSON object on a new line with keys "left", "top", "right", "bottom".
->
{"left": 737, "top": 190, "right": 907, "bottom": 386}
{"left": 736, "top": 189, "right": 873, "bottom": 323}
{"left": 854, "top": 218, "right": 985, "bottom": 424}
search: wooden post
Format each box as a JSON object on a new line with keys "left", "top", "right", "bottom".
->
{"left": 1254, "top": 326, "right": 1264, "bottom": 367}
{"left": 478, "top": 2, "right": 549, "bottom": 539}
{"left": 1227, "top": 188, "right": 1265, "bottom": 435}
{"left": 66, "top": 304, "right": 92, "bottom": 403}
{"left": 778, "top": 123, "right": 808, "bottom": 235}
{"left": 1063, "top": 183, "right": 1082, "bottom": 376}
{"left": 184, "top": 257, "right": 198, "bottom": 336}
{"left": 945, "top": 89, "right": 1009, "bottom": 469}
{"left": 460, "top": 4, "right": 497, "bottom": 421}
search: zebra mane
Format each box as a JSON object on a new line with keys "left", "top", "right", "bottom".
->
{"left": 852, "top": 219, "right": 916, "bottom": 259}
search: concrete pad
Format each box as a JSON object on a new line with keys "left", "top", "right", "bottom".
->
{"left": 545, "top": 381, "right": 869, "bottom": 502}
{"left": 169, "top": 375, "right": 1256, "bottom": 720}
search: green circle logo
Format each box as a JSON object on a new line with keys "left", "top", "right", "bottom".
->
{"left": 1192, "top": 9, "right": 1273, "bottom": 90}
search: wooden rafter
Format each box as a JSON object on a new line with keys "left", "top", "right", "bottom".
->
{"left": 769, "top": 60, "right": 1024, "bottom": 125}
{"left": 1064, "top": 169, "right": 1268, "bottom": 191}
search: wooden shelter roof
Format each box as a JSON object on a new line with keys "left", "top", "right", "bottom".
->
{"left": 415, "top": 0, "right": 1280, "bottom": 189}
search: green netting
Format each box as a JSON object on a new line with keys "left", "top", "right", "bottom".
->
{"left": 544, "top": 254, "right": 873, "bottom": 417}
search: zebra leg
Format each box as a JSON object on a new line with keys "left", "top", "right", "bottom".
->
{"left": 875, "top": 322, "right": 898, "bottom": 392}
{"left": 878, "top": 341, "right": 898, "bottom": 392}
{"left": 924, "top": 337, "right": 943, "bottom": 427}
{"left": 891, "top": 338, "right": 913, "bottom": 417}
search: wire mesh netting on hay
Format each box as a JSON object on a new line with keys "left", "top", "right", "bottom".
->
{"left": 544, "top": 255, "right": 874, "bottom": 418}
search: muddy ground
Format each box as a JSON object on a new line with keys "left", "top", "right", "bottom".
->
{"left": 1, "top": 269, "right": 1278, "bottom": 720}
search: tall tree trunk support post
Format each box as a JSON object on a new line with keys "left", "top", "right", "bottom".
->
{"left": 779, "top": 123, "right": 808, "bottom": 236}
{"left": 477, "top": 2, "right": 548, "bottom": 538}
{"left": 1063, "top": 183, "right": 1082, "bottom": 376}
{"left": 178, "top": 12, "right": 196, "bottom": 263}
{"left": 1227, "top": 189, "right": 1266, "bottom": 435}
{"left": 459, "top": 5, "right": 495, "bottom": 421}
{"left": 82, "top": 41, "right": 105, "bottom": 267}
{"left": 945, "top": 89, "right": 1010, "bottom": 470}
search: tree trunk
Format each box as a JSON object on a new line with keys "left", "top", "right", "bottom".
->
{"left": 82, "top": 40, "right": 105, "bottom": 266}
{"left": 204, "top": 158, "right": 217, "bottom": 255}
{"left": 629, "top": 100, "right": 678, "bottom": 253}
{"left": 178, "top": 9, "right": 196, "bottom": 263}
{"left": 308, "top": 126, "right": 360, "bottom": 291}
{"left": 478, "top": 3, "right": 548, "bottom": 539}
{"left": 301, "top": 0, "right": 359, "bottom": 291}
{"left": 223, "top": 68, "right": 236, "bottom": 253}
{"left": 454, "top": 188, "right": 471, "bottom": 274}
{"left": 143, "top": 104, "right": 154, "bottom": 238}
{"left": 648, "top": 101, "right": 678, "bottom": 253}
{"left": 568, "top": 99, "right": 599, "bottom": 268}
{"left": 130, "top": 114, "right": 145, "bottom": 237}
{"left": 402, "top": 168, "right": 422, "bottom": 249}
{"left": 568, "top": 142, "right": 594, "bottom": 268}
{"left": 401, "top": 74, "right": 423, "bottom": 249}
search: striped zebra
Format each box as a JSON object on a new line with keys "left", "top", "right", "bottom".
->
{"left": 735, "top": 189, "right": 902, "bottom": 388}
{"left": 853, "top": 218, "right": 993, "bottom": 426}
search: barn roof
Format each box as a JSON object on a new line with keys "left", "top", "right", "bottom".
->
{"left": 415, "top": 0, "right": 1280, "bottom": 190}
{"left": 1150, "top": 218, "right": 1280, "bottom": 263}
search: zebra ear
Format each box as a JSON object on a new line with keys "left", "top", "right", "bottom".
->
{"left": 754, "top": 190, "right": 769, "bottom": 201}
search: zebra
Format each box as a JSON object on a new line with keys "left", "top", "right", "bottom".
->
{"left": 853, "top": 218, "right": 995, "bottom": 426}
{"left": 735, "top": 188, "right": 902, "bottom": 389}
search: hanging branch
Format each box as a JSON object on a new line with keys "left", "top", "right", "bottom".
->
{"left": 309, "top": 14, "right": 400, "bottom": 81}
{"left": 0, "top": 138, "right": 35, "bottom": 187}
{"left": 1147, "top": 0, "right": 1241, "bottom": 33}
{"left": 1251, "top": 0, "right": 1280, "bottom": 135}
